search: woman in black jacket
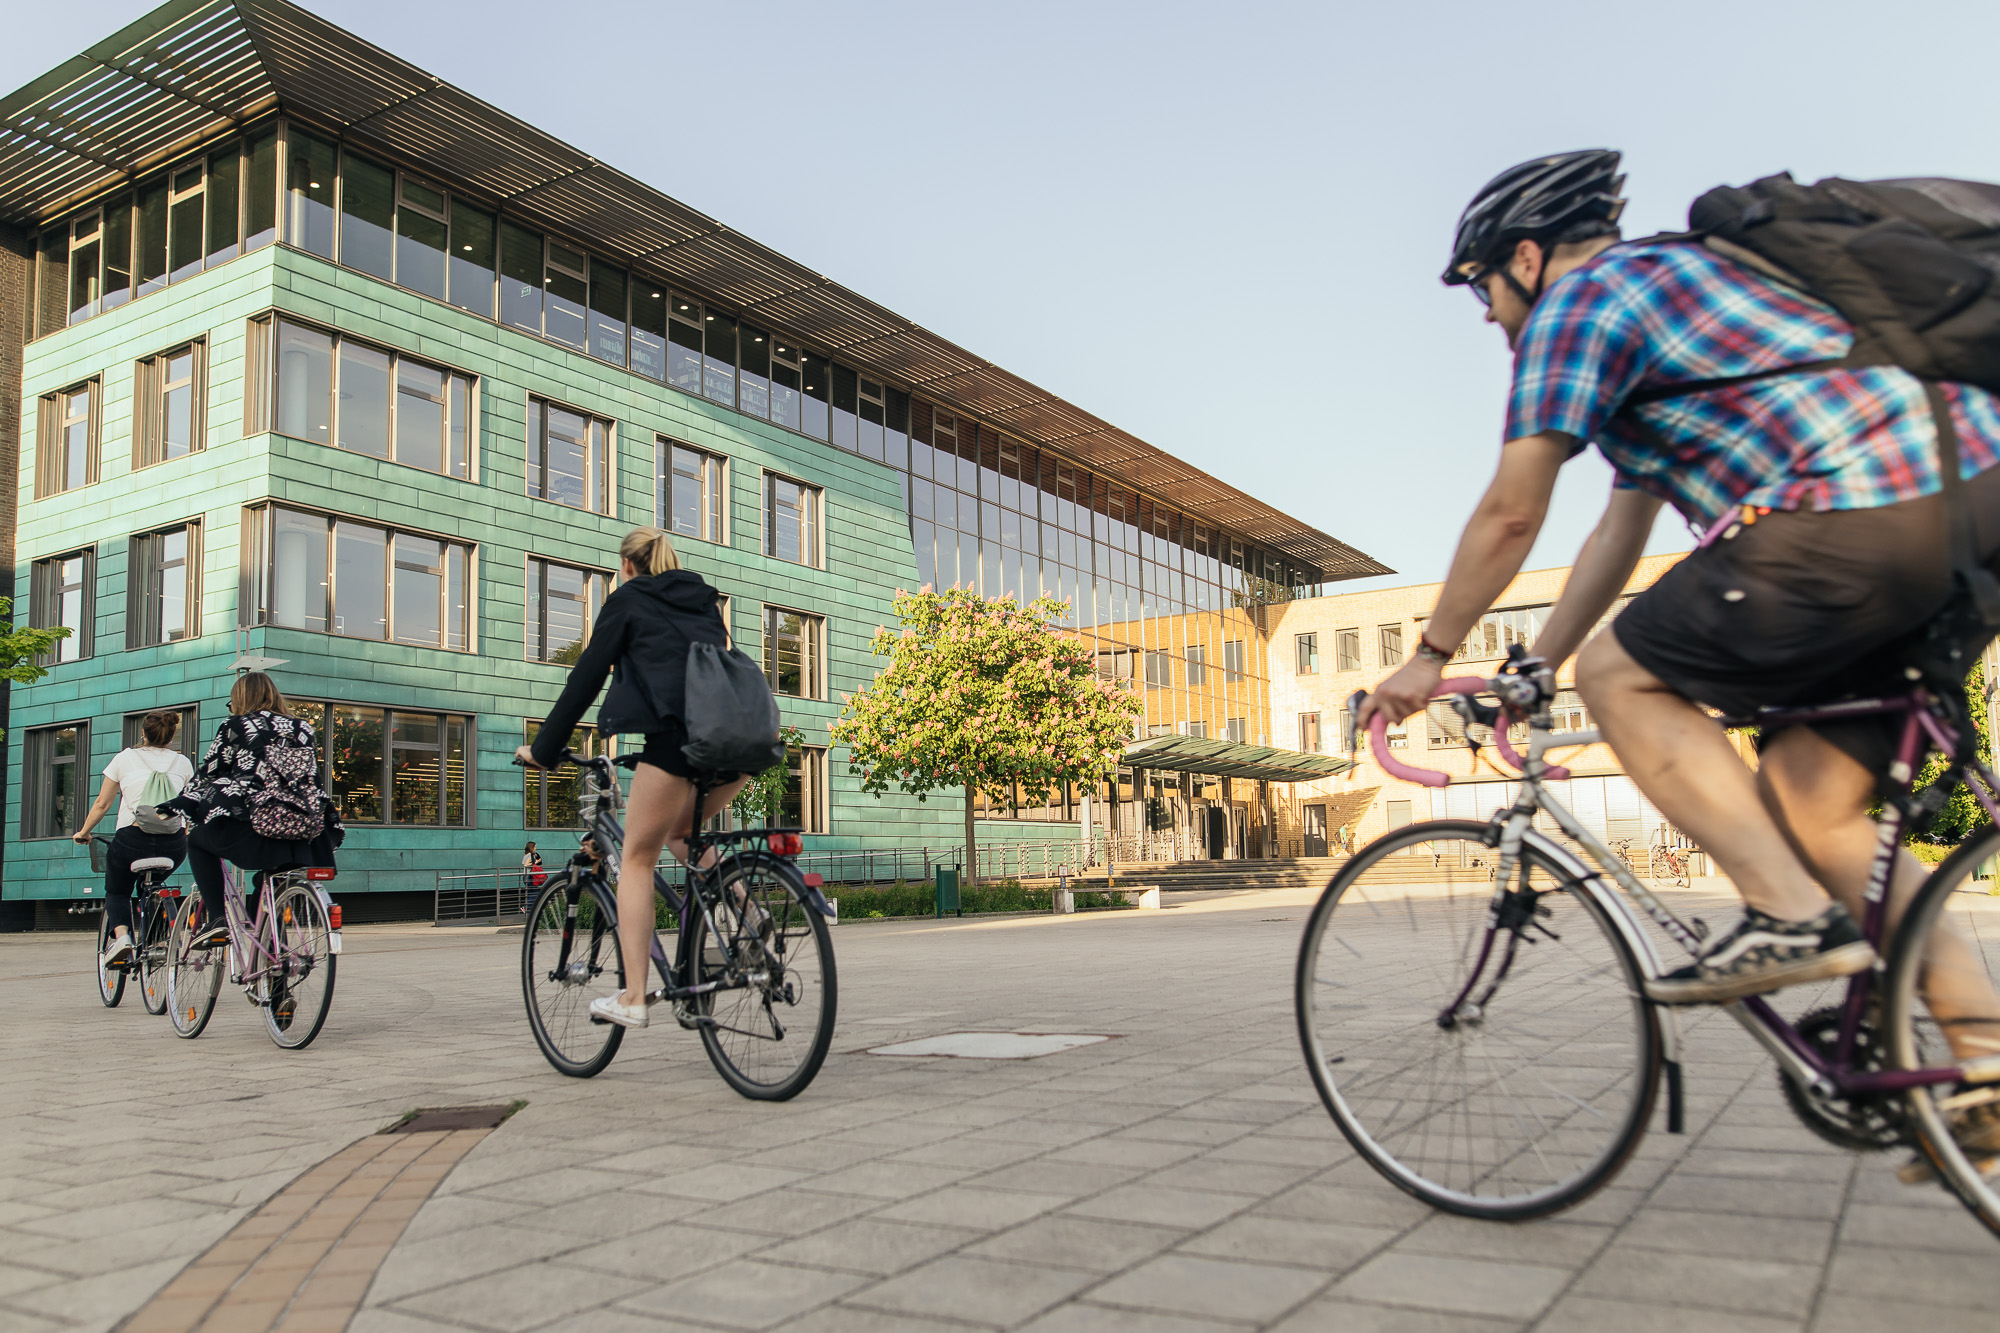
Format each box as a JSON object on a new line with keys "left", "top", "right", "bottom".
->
{"left": 516, "top": 527, "right": 749, "bottom": 1028}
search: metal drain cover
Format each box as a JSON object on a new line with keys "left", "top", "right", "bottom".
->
{"left": 383, "top": 1104, "right": 516, "bottom": 1133}
{"left": 867, "top": 1032, "right": 1112, "bottom": 1060}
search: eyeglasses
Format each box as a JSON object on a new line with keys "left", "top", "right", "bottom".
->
{"left": 1461, "top": 264, "right": 1497, "bottom": 308}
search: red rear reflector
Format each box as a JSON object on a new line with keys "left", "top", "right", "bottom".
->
{"left": 159, "top": 888, "right": 181, "bottom": 898}
{"left": 328, "top": 905, "right": 342, "bottom": 930}
{"left": 803, "top": 873, "right": 824, "bottom": 888}
{"left": 307, "top": 867, "right": 337, "bottom": 881}
{"left": 767, "top": 833, "right": 803, "bottom": 856}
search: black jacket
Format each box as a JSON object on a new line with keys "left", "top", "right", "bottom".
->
{"left": 530, "top": 569, "right": 729, "bottom": 766}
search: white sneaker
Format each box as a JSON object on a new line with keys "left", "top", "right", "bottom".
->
{"left": 101, "top": 935, "right": 134, "bottom": 968}
{"left": 589, "top": 994, "right": 649, "bottom": 1028}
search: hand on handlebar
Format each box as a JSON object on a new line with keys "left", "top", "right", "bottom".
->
{"left": 1358, "top": 656, "right": 1445, "bottom": 732}
{"left": 513, "top": 745, "right": 548, "bottom": 771}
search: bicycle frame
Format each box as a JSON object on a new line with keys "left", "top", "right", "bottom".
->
{"left": 213, "top": 864, "right": 342, "bottom": 991}
{"left": 1369, "top": 676, "right": 2000, "bottom": 1112}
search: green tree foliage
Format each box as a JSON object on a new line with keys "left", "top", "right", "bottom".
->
{"left": 731, "top": 725, "right": 807, "bottom": 826}
{"left": 831, "top": 588, "right": 1144, "bottom": 882}
{"left": 0, "top": 598, "right": 66, "bottom": 740}
{"left": 1911, "top": 661, "right": 1994, "bottom": 846}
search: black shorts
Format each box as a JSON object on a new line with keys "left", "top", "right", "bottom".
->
{"left": 1613, "top": 467, "right": 2000, "bottom": 776}
{"left": 631, "top": 719, "right": 740, "bottom": 783}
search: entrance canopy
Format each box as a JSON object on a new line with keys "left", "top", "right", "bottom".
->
{"left": 1122, "top": 735, "right": 1353, "bottom": 784}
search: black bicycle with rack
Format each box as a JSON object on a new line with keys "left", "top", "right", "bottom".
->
{"left": 516, "top": 751, "right": 838, "bottom": 1099}
{"left": 85, "top": 834, "right": 183, "bottom": 1015}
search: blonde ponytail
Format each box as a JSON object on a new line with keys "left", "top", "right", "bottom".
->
{"left": 619, "top": 526, "right": 681, "bottom": 576}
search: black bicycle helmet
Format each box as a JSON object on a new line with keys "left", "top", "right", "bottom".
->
{"left": 1443, "top": 150, "right": 1627, "bottom": 286}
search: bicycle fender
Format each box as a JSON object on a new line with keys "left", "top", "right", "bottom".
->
{"left": 310, "top": 884, "right": 343, "bottom": 955}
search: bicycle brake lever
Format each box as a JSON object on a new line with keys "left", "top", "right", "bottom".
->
{"left": 1344, "top": 690, "right": 1368, "bottom": 756}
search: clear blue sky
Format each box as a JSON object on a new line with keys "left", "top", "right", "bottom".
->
{"left": 14, "top": 1, "right": 2000, "bottom": 591}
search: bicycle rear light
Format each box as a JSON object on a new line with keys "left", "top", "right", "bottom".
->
{"left": 766, "top": 833, "right": 804, "bottom": 856}
{"left": 803, "top": 873, "right": 824, "bottom": 888}
{"left": 328, "top": 904, "right": 342, "bottom": 930}
{"left": 306, "top": 867, "right": 337, "bottom": 881}
{"left": 159, "top": 887, "right": 180, "bottom": 898}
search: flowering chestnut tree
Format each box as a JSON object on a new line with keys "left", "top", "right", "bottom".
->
{"left": 832, "top": 588, "right": 1143, "bottom": 883}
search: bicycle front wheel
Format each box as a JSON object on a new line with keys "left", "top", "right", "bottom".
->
{"left": 688, "top": 855, "right": 836, "bottom": 1101}
{"left": 138, "top": 899, "right": 172, "bottom": 1016}
{"left": 166, "top": 897, "right": 222, "bottom": 1040}
{"left": 96, "top": 908, "right": 126, "bottom": 1009}
{"left": 1883, "top": 825, "right": 2000, "bottom": 1236}
{"left": 263, "top": 886, "right": 336, "bottom": 1050}
{"left": 522, "top": 874, "right": 625, "bottom": 1078}
{"left": 1296, "top": 819, "right": 1661, "bottom": 1220}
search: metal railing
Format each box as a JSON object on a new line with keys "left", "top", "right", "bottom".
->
{"left": 435, "top": 870, "right": 536, "bottom": 925}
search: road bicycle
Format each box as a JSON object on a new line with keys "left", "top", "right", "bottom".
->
{"left": 1295, "top": 651, "right": 2000, "bottom": 1236}
{"left": 85, "top": 835, "right": 182, "bottom": 1015}
{"left": 164, "top": 863, "right": 341, "bottom": 1049}
{"left": 517, "top": 752, "right": 837, "bottom": 1100}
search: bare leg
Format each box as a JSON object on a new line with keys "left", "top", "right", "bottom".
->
{"left": 1759, "top": 727, "right": 2000, "bottom": 1058}
{"left": 1576, "top": 630, "right": 1830, "bottom": 921}
{"left": 613, "top": 766, "right": 750, "bottom": 1008}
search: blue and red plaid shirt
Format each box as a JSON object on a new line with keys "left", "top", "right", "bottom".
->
{"left": 1505, "top": 239, "right": 2000, "bottom": 528}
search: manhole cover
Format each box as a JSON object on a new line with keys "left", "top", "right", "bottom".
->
{"left": 383, "top": 1104, "right": 518, "bottom": 1133}
{"left": 867, "top": 1032, "right": 1112, "bottom": 1060}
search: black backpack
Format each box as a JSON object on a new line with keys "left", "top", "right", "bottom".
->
{"left": 679, "top": 641, "right": 787, "bottom": 777}
{"left": 1630, "top": 173, "right": 2000, "bottom": 651}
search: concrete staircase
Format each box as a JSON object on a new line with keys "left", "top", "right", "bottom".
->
{"left": 1072, "top": 857, "right": 1350, "bottom": 894}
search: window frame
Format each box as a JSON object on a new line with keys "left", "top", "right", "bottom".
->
{"left": 1143, "top": 650, "right": 1171, "bottom": 689}
{"left": 127, "top": 520, "right": 202, "bottom": 650}
{"left": 1378, "top": 623, "right": 1404, "bottom": 668}
{"left": 1299, "top": 711, "right": 1322, "bottom": 754}
{"left": 133, "top": 339, "right": 207, "bottom": 470}
{"left": 122, "top": 705, "right": 203, "bottom": 764}
{"left": 21, "top": 721, "right": 91, "bottom": 840}
{"left": 526, "top": 394, "right": 614, "bottom": 515}
{"left": 36, "top": 378, "right": 100, "bottom": 499}
{"left": 522, "top": 720, "right": 614, "bottom": 828}
{"left": 30, "top": 548, "right": 96, "bottom": 664}
{"left": 1294, "top": 632, "right": 1319, "bottom": 676}
{"left": 1335, "top": 627, "right": 1362, "bottom": 673}
{"left": 658, "top": 438, "right": 726, "bottom": 544}
{"left": 241, "top": 502, "right": 476, "bottom": 653}
{"left": 782, "top": 743, "right": 829, "bottom": 834}
{"left": 524, "top": 555, "right": 613, "bottom": 664}
{"left": 285, "top": 698, "right": 475, "bottom": 828}
{"left": 762, "top": 471, "right": 823, "bottom": 569}
{"left": 762, "top": 606, "right": 826, "bottom": 701}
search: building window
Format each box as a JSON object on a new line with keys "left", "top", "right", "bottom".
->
{"left": 1424, "top": 605, "right": 1549, "bottom": 662}
{"left": 122, "top": 706, "right": 202, "bottom": 763}
{"left": 1334, "top": 707, "right": 1352, "bottom": 754}
{"left": 765, "top": 475, "right": 822, "bottom": 567}
{"left": 254, "top": 318, "right": 473, "bottom": 478}
{"left": 1379, "top": 624, "right": 1404, "bottom": 668}
{"left": 1223, "top": 639, "right": 1246, "bottom": 683}
{"left": 660, "top": 440, "right": 725, "bottom": 543}
{"left": 1225, "top": 717, "right": 1247, "bottom": 744}
{"left": 1386, "top": 799, "right": 1413, "bottom": 831}
{"left": 527, "top": 397, "right": 612, "bottom": 513}
{"left": 21, "top": 723, "right": 89, "bottom": 840}
{"left": 782, "top": 744, "right": 828, "bottom": 833}
{"left": 134, "top": 342, "right": 205, "bottom": 468}
{"left": 36, "top": 380, "right": 98, "bottom": 498}
{"left": 245, "top": 505, "right": 471, "bottom": 651}
{"left": 1552, "top": 689, "right": 1592, "bottom": 732}
{"left": 284, "top": 700, "right": 470, "bottom": 827}
{"left": 526, "top": 558, "right": 611, "bottom": 663}
{"left": 1185, "top": 644, "right": 1208, "bottom": 686}
{"left": 1186, "top": 721, "right": 1209, "bottom": 739}
{"left": 30, "top": 550, "right": 94, "bottom": 664}
{"left": 1299, "top": 712, "right": 1322, "bottom": 754}
{"left": 1295, "top": 633, "right": 1319, "bottom": 675}
{"left": 1386, "top": 721, "right": 1409, "bottom": 750}
{"left": 1335, "top": 628, "right": 1361, "bottom": 673}
{"left": 128, "top": 522, "right": 200, "bottom": 648}
{"left": 764, "top": 608, "right": 824, "bottom": 700}
{"left": 1144, "top": 650, "right": 1171, "bottom": 689}
{"left": 523, "top": 722, "right": 612, "bottom": 828}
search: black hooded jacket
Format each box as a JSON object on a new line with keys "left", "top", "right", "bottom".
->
{"left": 529, "top": 569, "right": 729, "bottom": 767}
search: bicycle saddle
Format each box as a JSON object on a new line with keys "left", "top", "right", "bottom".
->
{"left": 128, "top": 857, "right": 176, "bottom": 874}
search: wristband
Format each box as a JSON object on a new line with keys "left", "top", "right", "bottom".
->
{"left": 1414, "top": 635, "right": 1454, "bottom": 666}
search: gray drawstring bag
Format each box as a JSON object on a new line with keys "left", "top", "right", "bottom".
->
{"left": 680, "top": 641, "right": 787, "bottom": 775}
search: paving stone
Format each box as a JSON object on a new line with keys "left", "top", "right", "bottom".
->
{"left": 1823, "top": 1243, "right": 2000, "bottom": 1309}
{"left": 874, "top": 1186, "right": 1071, "bottom": 1231}
{"left": 1571, "top": 1246, "right": 1822, "bottom": 1318}
{"left": 1614, "top": 1206, "right": 1833, "bottom": 1265}
{"left": 1175, "top": 1214, "right": 1392, "bottom": 1271}
{"left": 1537, "top": 1294, "right": 1803, "bottom": 1333}
{"left": 1334, "top": 1253, "right": 1570, "bottom": 1320}
{"left": 1064, "top": 1184, "right": 1247, "bottom": 1229}
{"left": 617, "top": 1260, "right": 866, "bottom": 1330}
{"left": 842, "top": 1255, "right": 1098, "bottom": 1326}
{"left": 1089, "top": 1252, "right": 1330, "bottom": 1322}
{"left": 1014, "top": 1305, "right": 1246, "bottom": 1333}
{"left": 1267, "top": 1298, "right": 1522, "bottom": 1333}
{"left": 1811, "top": 1293, "right": 2000, "bottom": 1333}
{"left": 960, "top": 1214, "right": 1187, "bottom": 1273}
{"left": 757, "top": 1218, "right": 981, "bottom": 1277}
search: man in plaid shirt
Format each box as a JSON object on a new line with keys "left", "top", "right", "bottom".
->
{"left": 1364, "top": 153, "right": 2000, "bottom": 1071}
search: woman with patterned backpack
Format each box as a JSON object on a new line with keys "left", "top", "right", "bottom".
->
{"left": 163, "top": 672, "right": 341, "bottom": 948}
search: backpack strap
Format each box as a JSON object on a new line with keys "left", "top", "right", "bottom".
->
{"left": 1921, "top": 381, "right": 2000, "bottom": 633}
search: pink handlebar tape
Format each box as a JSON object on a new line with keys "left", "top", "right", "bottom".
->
{"left": 1362, "top": 678, "right": 1570, "bottom": 786}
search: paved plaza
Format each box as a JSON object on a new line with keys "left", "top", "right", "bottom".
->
{"left": 1, "top": 885, "right": 1996, "bottom": 1333}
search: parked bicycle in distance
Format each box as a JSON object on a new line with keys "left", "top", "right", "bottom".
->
{"left": 86, "top": 835, "right": 180, "bottom": 1016}
{"left": 1297, "top": 650, "right": 2000, "bottom": 1237}
{"left": 165, "top": 864, "right": 341, "bottom": 1049}
{"left": 516, "top": 751, "right": 837, "bottom": 1100}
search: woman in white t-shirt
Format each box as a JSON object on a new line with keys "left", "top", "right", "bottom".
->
{"left": 71, "top": 711, "right": 194, "bottom": 967}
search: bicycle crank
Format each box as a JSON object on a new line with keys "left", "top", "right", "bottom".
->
{"left": 1778, "top": 1006, "right": 1906, "bottom": 1151}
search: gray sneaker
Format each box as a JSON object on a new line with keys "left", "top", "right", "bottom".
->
{"left": 1644, "top": 903, "right": 1875, "bottom": 1005}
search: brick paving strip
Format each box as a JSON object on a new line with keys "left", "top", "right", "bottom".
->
{"left": 118, "top": 1127, "right": 492, "bottom": 1333}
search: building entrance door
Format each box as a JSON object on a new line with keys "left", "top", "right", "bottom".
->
{"left": 1204, "top": 806, "right": 1227, "bottom": 860}
{"left": 1303, "top": 803, "right": 1328, "bottom": 857}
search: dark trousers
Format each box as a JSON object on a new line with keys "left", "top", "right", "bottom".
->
{"left": 103, "top": 825, "right": 187, "bottom": 934}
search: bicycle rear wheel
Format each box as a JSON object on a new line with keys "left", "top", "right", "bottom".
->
{"left": 166, "top": 897, "right": 222, "bottom": 1040}
{"left": 1883, "top": 825, "right": 2000, "bottom": 1236}
{"left": 138, "top": 898, "right": 172, "bottom": 1016}
{"left": 687, "top": 855, "right": 836, "bottom": 1101}
{"left": 522, "top": 874, "right": 625, "bottom": 1078}
{"left": 263, "top": 885, "right": 336, "bottom": 1050}
{"left": 96, "top": 909, "right": 126, "bottom": 1008}
{"left": 1296, "top": 819, "right": 1661, "bottom": 1220}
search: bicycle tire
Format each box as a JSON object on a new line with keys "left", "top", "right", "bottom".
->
{"left": 1296, "top": 819, "right": 1661, "bottom": 1221}
{"left": 688, "top": 854, "right": 836, "bottom": 1101}
{"left": 96, "top": 908, "right": 126, "bottom": 1009}
{"left": 1882, "top": 824, "right": 2000, "bottom": 1237}
{"left": 522, "top": 873, "right": 626, "bottom": 1078}
{"left": 262, "top": 885, "right": 337, "bottom": 1050}
{"left": 166, "top": 896, "right": 222, "bottom": 1040}
{"left": 138, "top": 898, "right": 171, "bottom": 1016}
